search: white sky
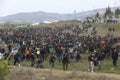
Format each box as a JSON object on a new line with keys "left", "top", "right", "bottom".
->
{"left": 0, "top": 0, "right": 120, "bottom": 17}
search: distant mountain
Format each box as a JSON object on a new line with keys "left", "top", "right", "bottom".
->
{"left": 75, "top": 6, "right": 120, "bottom": 19}
{"left": 0, "top": 11, "right": 67, "bottom": 23}
{"left": 0, "top": 6, "right": 120, "bottom": 23}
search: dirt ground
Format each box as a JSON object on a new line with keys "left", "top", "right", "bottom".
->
{"left": 5, "top": 67, "right": 120, "bottom": 80}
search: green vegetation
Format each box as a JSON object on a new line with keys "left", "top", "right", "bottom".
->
{"left": 0, "top": 60, "right": 9, "bottom": 80}
{"left": 8, "top": 54, "right": 120, "bottom": 74}
{"left": 32, "top": 21, "right": 82, "bottom": 28}
{"left": 92, "top": 23, "right": 120, "bottom": 36}
{"left": 1, "top": 21, "right": 120, "bottom": 80}
{"left": 6, "top": 54, "right": 120, "bottom": 80}
{"left": 94, "top": 7, "right": 120, "bottom": 19}
{"left": 115, "top": 8, "right": 120, "bottom": 18}
{"left": 104, "top": 7, "right": 114, "bottom": 18}
{"left": 1, "top": 21, "right": 120, "bottom": 36}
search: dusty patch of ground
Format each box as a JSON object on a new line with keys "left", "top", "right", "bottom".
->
{"left": 5, "top": 67, "right": 120, "bottom": 80}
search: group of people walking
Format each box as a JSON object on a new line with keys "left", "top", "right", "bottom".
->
{"left": 0, "top": 24, "right": 120, "bottom": 72}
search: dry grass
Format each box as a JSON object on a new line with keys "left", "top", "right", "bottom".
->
{"left": 1, "top": 22, "right": 120, "bottom": 80}
{"left": 92, "top": 23, "right": 120, "bottom": 36}
{"left": 5, "top": 67, "right": 120, "bottom": 80}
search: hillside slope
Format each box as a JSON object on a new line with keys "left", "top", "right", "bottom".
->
{"left": 5, "top": 67, "right": 120, "bottom": 80}
{"left": 0, "top": 6, "right": 120, "bottom": 23}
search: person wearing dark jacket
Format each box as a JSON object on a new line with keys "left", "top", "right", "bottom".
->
{"left": 36, "top": 56, "right": 43, "bottom": 68}
{"left": 88, "top": 53, "right": 95, "bottom": 72}
{"left": 111, "top": 48, "right": 118, "bottom": 66}
{"left": 49, "top": 54, "right": 56, "bottom": 70}
{"left": 62, "top": 53, "right": 69, "bottom": 71}
{"left": 95, "top": 52, "right": 104, "bottom": 70}
{"left": 31, "top": 51, "right": 36, "bottom": 67}
{"left": 75, "top": 53, "right": 81, "bottom": 62}
{"left": 13, "top": 52, "right": 21, "bottom": 66}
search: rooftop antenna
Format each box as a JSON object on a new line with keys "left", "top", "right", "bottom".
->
{"left": 67, "top": 12, "right": 70, "bottom": 21}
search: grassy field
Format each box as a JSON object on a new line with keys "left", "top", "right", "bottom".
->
{"left": 1, "top": 21, "right": 120, "bottom": 36}
{"left": 5, "top": 66, "right": 120, "bottom": 80}
{"left": 8, "top": 53, "right": 120, "bottom": 74}
{"left": 1, "top": 22, "right": 120, "bottom": 80}
{"left": 5, "top": 54, "right": 120, "bottom": 80}
{"left": 92, "top": 23, "right": 120, "bottom": 36}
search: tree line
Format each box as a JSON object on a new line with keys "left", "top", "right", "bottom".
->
{"left": 96, "top": 7, "right": 120, "bottom": 19}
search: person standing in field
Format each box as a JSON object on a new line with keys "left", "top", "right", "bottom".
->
{"left": 13, "top": 50, "right": 21, "bottom": 66}
{"left": 111, "top": 47, "right": 118, "bottom": 66}
{"left": 95, "top": 51, "right": 104, "bottom": 70}
{"left": 36, "top": 48, "right": 40, "bottom": 58}
{"left": 88, "top": 53, "right": 95, "bottom": 72}
{"left": 49, "top": 53, "right": 56, "bottom": 71}
{"left": 36, "top": 56, "right": 43, "bottom": 68}
{"left": 62, "top": 52, "right": 69, "bottom": 71}
{"left": 31, "top": 50, "right": 36, "bottom": 67}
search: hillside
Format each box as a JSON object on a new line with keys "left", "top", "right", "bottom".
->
{"left": 0, "top": 6, "right": 120, "bottom": 23}
{"left": 5, "top": 67, "right": 120, "bottom": 80}
{"left": 0, "top": 11, "right": 66, "bottom": 23}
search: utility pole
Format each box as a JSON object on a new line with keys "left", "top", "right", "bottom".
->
{"left": 74, "top": 10, "right": 76, "bottom": 20}
{"left": 114, "top": 0, "right": 116, "bottom": 7}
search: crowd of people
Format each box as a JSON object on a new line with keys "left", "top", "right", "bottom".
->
{"left": 0, "top": 24, "right": 120, "bottom": 72}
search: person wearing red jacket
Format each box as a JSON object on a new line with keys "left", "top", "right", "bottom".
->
{"left": 88, "top": 53, "right": 95, "bottom": 72}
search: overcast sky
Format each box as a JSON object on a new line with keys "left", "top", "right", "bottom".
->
{"left": 0, "top": 0, "right": 120, "bottom": 17}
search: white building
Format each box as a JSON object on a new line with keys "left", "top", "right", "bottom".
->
{"left": 43, "top": 20, "right": 60, "bottom": 24}
{"left": 32, "top": 22, "right": 40, "bottom": 26}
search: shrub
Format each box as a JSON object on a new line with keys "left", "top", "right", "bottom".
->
{"left": 0, "top": 59, "right": 9, "bottom": 80}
